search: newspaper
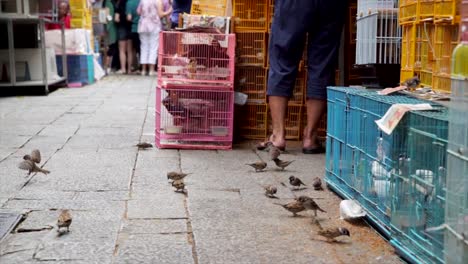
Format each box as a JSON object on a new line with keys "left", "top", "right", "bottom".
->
{"left": 375, "top": 104, "right": 433, "bottom": 135}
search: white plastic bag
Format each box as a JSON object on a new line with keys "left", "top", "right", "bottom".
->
{"left": 340, "top": 200, "right": 366, "bottom": 220}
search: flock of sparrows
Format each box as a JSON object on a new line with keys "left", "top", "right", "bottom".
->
{"left": 250, "top": 142, "right": 351, "bottom": 242}
{"left": 15, "top": 143, "right": 155, "bottom": 234}
{"left": 16, "top": 142, "right": 349, "bottom": 241}
{"left": 17, "top": 149, "right": 71, "bottom": 233}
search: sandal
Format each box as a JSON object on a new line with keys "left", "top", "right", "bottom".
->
{"left": 256, "top": 136, "right": 286, "bottom": 151}
{"left": 302, "top": 146, "right": 326, "bottom": 154}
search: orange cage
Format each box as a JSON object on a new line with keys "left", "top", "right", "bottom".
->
{"left": 236, "top": 32, "right": 268, "bottom": 67}
{"left": 418, "top": 22, "right": 435, "bottom": 87}
{"left": 400, "top": 23, "right": 419, "bottom": 83}
{"left": 233, "top": 0, "right": 269, "bottom": 32}
{"left": 434, "top": 0, "right": 461, "bottom": 24}
{"left": 239, "top": 103, "right": 268, "bottom": 139}
{"left": 235, "top": 66, "right": 268, "bottom": 103}
{"left": 433, "top": 24, "right": 460, "bottom": 92}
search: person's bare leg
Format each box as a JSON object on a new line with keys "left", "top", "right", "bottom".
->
{"left": 268, "top": 96, "right": 288, "bottom": 147}
{"left": 127, "top": 39, "right": 134, "bottom": 72}
{"left": 118, "top": 40, "right": 127, "bottom": 73}
{"left": 303, "top": 98, "right": 327, "bottom": 149}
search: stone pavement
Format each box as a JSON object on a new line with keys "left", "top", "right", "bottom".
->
{"left": 0, "top": 76, "right": 402, "bottom": 264}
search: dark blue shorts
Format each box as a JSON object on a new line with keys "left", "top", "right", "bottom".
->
{"left": 267, "top": 0, "right": 347, "bottom": 100}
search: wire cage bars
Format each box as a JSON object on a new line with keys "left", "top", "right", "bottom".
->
{"left": 356, "top": 0, "right": 401, "bottom": 65}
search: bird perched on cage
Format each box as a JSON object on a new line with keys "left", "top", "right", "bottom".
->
{"left": 312, "top": 177, "right": 323, "bottom": 190}
{"left": 315, "top": 227, "right": 351, "bottom": 242}
{"left": 289, "top": 176, "right": 306, "bottom": 189}
{"left": 136, "top": 142, "right": 153, "bottom": 149}
{"left": 266, "top": 142, "right": 281, "bottom": 160}
{"left": 246, "top": 161, "right": 267, "bottom": 172}
{"left": 264, "top": 185, "right": 278, "bottom": 198}
{"left": 273, "top": 200, "right": 306, "bottom": 217}
{"left": 167, "top": 171, "right": 191, "bottom": 182}
{"left": 57, "top": 209, "right": 72, "bottom": 233}
{"left": 186, "top": 58, "right": 197, "bottom": 79}
{"left": 297, "top": 196, "right": 326, "bottom": 217}
{"left": 172, "top": 179, "right": 186, "bottom": 193}
{"left": 401, "top": 76, "right": 420, "bottom": 90}
{"left": 273, "top": 158, "right": 294, "bottom": 170}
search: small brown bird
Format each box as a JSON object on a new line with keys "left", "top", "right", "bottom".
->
{"left": 266, "top": 142, "right": 281, "bottom": 160}
{"left": 246, "top": 161, "right": 267, "bottom": 172}
{"left": 136, "top": 142, "right": 153, "bottom": 149}
{"left": 18, "top": 160, "right": 50, "bottom": 175}
{"left": 316, "top": 227, "right": 350, "bottom": 242}
{"left": 273, "top": 158, "right": 294, "bottom": 170}
{"left": 297, "top": 196, "right": 326, "bottom": 216}
{"left": 312, "top": 177, "right": 323, "bottom": 190}
{"left": 167, "top": 171, "right": 191, "bottom": 181}
{"left": 264, "top": 185, "right": 278, "bottom": 198}
{"left": 172, "top": 179, "right": 185, "bottom": 192}
{"left": 401, "top": 76, "right": 420, "bottom": 90}
{"left": 273, "top": 200, "right": 306, "bottom": 217}
{"left": 289, "top": 176, "right": 306, "bottom": 189}
{"left": 23, "top": 149, "right": 41, "bottom": 163}
{"left": 57, "top": 209, "right": 72, "bottom": 233}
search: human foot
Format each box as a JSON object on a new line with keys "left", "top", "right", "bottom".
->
{"left": 256, "top": 134, "right": 286, "bottom": 151}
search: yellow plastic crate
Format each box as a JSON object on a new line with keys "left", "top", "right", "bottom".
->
{"left": 69, "top": 0, "right": 88, "bottom": 9}
{"left": 420, "top": 70, "right": 433, "bottom": 86}
{"left": 434, "top": 0, "right": 460, "bottom": 23}
{"left": 401, "top": 24, "right": 418, "bottom": 72}
{"left": 191, "top": 0, "right": 228, "bottom": 16}
{"left": 419, "top": 0, "right": 435, "bottom": 20}
{"left": 399, "top": 0, "right": 418, "bottom": 24}
{"left": 433, "top": 74, "right": 452, "bottom": 92}
{"left": 71, "top": 9, "right": 89, "bottom": 19}
{"left": 434, "top": 24, "right": 459, "bottom": 75}
{"left": 418, "top": 22, "right": 435, "bottom": 71}
{"left": 233, "top": 0, "right": 268, "bottom": 32}
{"left": 70, "top": 18, "right": 86, "bottom": 28}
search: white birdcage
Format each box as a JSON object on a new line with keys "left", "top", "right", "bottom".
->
{"left": 355, "top": 0, "right": 401, "bottom": 65}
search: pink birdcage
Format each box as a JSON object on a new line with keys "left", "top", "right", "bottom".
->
{"left": 158, "top": 31, "right": 236, "bottom": 88}
{"left": 155, "top": 84, "right": 234, "bottom": 149}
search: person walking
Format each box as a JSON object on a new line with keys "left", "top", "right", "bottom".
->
{"left": 126, "top": 0, "right": 141, "bottom": 73}
{"left": 137, "top": 0, "right": 172, "bottom": 76}
{"left": 115, "top": 0, "right": 134, "bottom": 74}
{"left": 257, "top": 0, "right": 347, "bottom": 154}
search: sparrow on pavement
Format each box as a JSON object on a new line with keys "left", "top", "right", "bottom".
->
{"left": 316, "top": 227, "right": 350, "bottom": 242}
{"left": 246, "top": 161, "right": 267, "bottom": 172}
{"left": 57, "top": 209, "right": 72, "bottom": 233}
{"left": 167, "top": 171, "right": 191, "bottom": 181}
{"left": 273, "top": 200, "right": 306, "bottom": 217}
{"left": 297, "top": 195, "right": 326, "bottom": 216}
{"left": 273, "top": 158, "right": 294, "bottom": 171}
{"left": 312, "top": 177, "right": 323, "bottom": 190}
{"left": 264, "top": 185, "right": 278, "bottom": 198}
{"left": 289, "top": 176, "right": 306, "bottom": 189}
{"left": 136, "top": 142, "right": 153, "bottom": 149}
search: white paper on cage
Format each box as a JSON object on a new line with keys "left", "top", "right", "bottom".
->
{"left": 375, "top": 103, "right": 433, "bottom": 135}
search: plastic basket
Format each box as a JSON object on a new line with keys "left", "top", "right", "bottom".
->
{"left": 434, "top": 0, "right": 460, "bottom": 23}
{"left": 56, "top": 55, "right": 94, "bottom": 85}
{"left": 419, "top": 0, "right": 435, "bottom": 20}
{"left": 399, "top": 0, "right": 418, "bottom": 24}
{"left": 233, "top": 0, "right": 268, "bottom": 32}
{"left": 434, "top": 24, "right": 459, "bottom": 75}
{"left": 190, "top": 0, "right": 228, "bottom": 16}
{"left": 235, "top": 66, "right": 267, "bottom": 103}
{"left": 235, "top": 32, "right": 267, "bottom": 67}
{"left": 158, "top": 31, "right": 236, "bottom": 87}
{"left": 155, "top": 84, "right": 234, "bottom": 149}
{"left": 69, "top": 0, "right": 88, "bottom": 9}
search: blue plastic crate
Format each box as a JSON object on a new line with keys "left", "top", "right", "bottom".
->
{"left": 56, "top": 55, "right": 95, "bottom": 85}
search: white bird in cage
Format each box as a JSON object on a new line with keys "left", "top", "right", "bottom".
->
{"left": 371, "top": 160, "right": 390, "bottom": 180}
{"left": 373, "top": 178, "right": 390, "bottom": 199}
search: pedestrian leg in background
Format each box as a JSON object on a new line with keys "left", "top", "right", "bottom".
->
{"left": 148, "top": 31, "right": 160, "bottom": 76}
{"left": 264, "top": 0, "right": 310, "bottom": 150}
{"left": 126, "top": 38, "right": 134, "bottom": 73}
{"left": 139, "top": 32, "right": 150, "bottom": 76}
{"left": 118, "top": 39, "right": 128, "bottom": 74}
{"left": 303, "top": 0, "right": 346, "bottom": 154}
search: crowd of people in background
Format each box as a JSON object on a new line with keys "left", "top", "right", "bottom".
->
{"left": 102, "top": 0, "right": 191, "bottom": 75}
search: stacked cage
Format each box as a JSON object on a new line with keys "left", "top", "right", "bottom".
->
{"left": 233, "top": 0, "right": 271, "bottom": 139}
{"left": 156, "top": 31, "right": 236, "bottom": 149}
{"left": 445, "top": 1, "right": 468, "bottom": 263}
{"left": 69, "top": 0, "right": 93, "bottom": 29}
{"left": 190, "top": 0, "right": 230, "bottom": 16}
{"left": 355, "top": 0, "right": 402, "bottom": 87}
{"left": 399, "top": 0, "right": 461, "bottom": 93}
{"left": 325, "top": 87, "right": 449, "bottom": 263}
